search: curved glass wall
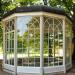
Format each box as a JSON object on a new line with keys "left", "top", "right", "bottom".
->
{"left": 4, "top": 19, "right": 15, "bottom": 65}
{"left": 65, "top": 20, "right": 73, "bottom": 65}
{"left": 4, "top": 16, "right": 64, "bottom": 68}
{"left": 17, "top": 16, "right": 63, "bottom": 67}
{"left": 44, "top": 16, "right": 63, "bottom": 66}
{"left": 3, "top": 14, "right": 73, "bottom": 74}
{"left": 17, "top": 16, "right": 40, "bottom": 67}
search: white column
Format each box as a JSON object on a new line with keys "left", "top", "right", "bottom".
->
{"left": 70, "top": 24, "right": 73, "bottom": 68}
{"left": 40, "top": 16, "right": 44, "bottom": 75}
{"left": 3, "top": 22, "right": 5, "bottom": 67}
{"left": 14, "top": 17, "right": 17, "bottom": 75}
{"left": 63, "top": 18, "right": 66, "bottom": 73}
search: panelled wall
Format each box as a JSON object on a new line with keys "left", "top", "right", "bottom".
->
{"left": 16, "top": 16, "right": 63, "bottom": 67}
{"left": 3, "top": 14, "right": 72, "bottom": 74}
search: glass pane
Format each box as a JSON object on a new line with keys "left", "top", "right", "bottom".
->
{"left": 49, "top": 57, "right": 54, "bottom": 66}
{"left": 11, "top": 49, "right": 14, "bottom": 65}
{"left": 5, "top": 21, "right": 9, "bottom": 32}
{"left": 4, "top": 19, "right": 15, "bottom": 65}
{"left": 44, "top": 29, "right": 48, "bottom": 38}
{"left": 35, "top": 28, "right": 40, "bottom": 38}
{"left": 17, "top": 35, "right": 22, "bottom": 48}
{"left": 10, "top": 32, "right": 14, "bottom": 39}
{"left": 12, "top": 40, "right": 14, "bottom": 48}
{"left": 44, "top": 16, "right": 63, "bottom": 67}
{"left": 23, "top": 29, "right": 28, "bottom": 39}
{"left": 17, "top": 49, "right": 22, "bottom": 66}
{"left": 29, "top": 38, "right": 34, "bottom": 51}
{"left": 23, "top": 38, "right": 28, "bottom": 49}
{"left": 29, "top": 57, "right": 34, "bottom": 66}
{"left": 34, "top": 57, "right": 40, "bottom": 67}
{"left": 23, "top": 48, "right": 28, "bottom": 66}
{"left": 65, "top": 21, "right": 72, "bottom": 65}
{"left": 44, "top": 57, "right": 48, "bottom": 66}
{"left": 29, "top": 29, "right": 34, "bottom": 38}
{"left": 11, "top": 19, "right": 15, "bottom": 30}
{"left": 17, "top": 16, "right": 40, "bottom": 67}
{"left": 35, "top": 39, "right": 40, "bottom": 49}
{"left": 23, "top": 58, "right": 28, "bottom": 66}
{"left": 44, "top": 38, "right": 48, "bottom": 49}
{"left": 47, "top": 18, "right": 53, "bottom": 25}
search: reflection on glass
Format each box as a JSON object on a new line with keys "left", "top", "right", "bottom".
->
{"left": 44, "top": 17, "right": 63, "bottom": 66}
{"left": 17, "top": 16, "right": 40, "bottom": 67}
{"left": 17, "top": 16, "right": 32, "bottom": 36}
{"left": 65, "top": 21, "right": 72, "bottom": 65}
{"left": 4, "top": 19, "right": 15, "bottom": 65}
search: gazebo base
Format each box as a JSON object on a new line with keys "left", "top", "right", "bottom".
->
{"left": 17, "top": 72, "right": 64, "bottom": 75}
{"left": 3, "top": 65, "right": 71, "bottom": 75}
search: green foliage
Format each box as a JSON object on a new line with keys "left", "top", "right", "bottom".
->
{"left": 1, "top": 0, "right": 75, "bottom": 20}
{"left": 0, "top": 22, "right": 3, "bottom": 45}
{"left": 49, "top": 0, "right": 74, "bottom": 17}
{"left": 0, "top": 0, "right": 75, "bottom": 48}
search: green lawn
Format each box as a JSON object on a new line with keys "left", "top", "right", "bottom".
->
{"left": 0, "top": 46, "right": 3, "bottom": 54}
{"left": 0, "top": 46, "right": 3, "bottom": 59}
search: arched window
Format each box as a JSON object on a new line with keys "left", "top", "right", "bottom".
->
{"left": 44, "top": 16, "right": 63, "bottom": 66}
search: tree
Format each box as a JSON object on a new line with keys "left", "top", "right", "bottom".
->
{"left": 0, "top": 23, "right": 2, "bottom": 45}
{"left": 48, "top": 0, "right": 75, "bottom": 60}
{"left": 1, "top": 0, "right": 75, "bottom": 59}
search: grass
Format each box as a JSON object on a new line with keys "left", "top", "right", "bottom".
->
{"left": 0, "top": 47, "right": 3, "bottom": 54}
{"left": 0, "top": 46, "right": 3, "bottom": 59}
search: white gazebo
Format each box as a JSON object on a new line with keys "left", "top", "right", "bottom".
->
{"left": 2, "top": 5, "right": 73, "bottom": 75}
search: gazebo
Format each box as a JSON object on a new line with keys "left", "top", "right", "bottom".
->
{"left": 2, "top": 5, "right": 73, "bottom": 75}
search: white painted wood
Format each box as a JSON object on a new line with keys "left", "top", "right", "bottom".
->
{"left": 44, "top": 66, "right": 64, "bottom": 73}
{"left": 70, "top": 32, "right": 72, "bottom": 69}
{"left": 14, "top": 17, "right": 17, "bottom": 75}
{"left": 4, "top": 64, "right": 15, "bottom": 71}
{"left": 17, "top": 67, "right": 40, "bottom": 73}
{"left": 2, "top": 11, "right": 73, "bottom": 75}
{"left": 40, "top": 16, "right": 44, "bottom": 75}
{"left": 63, "top": 18, "right": 66, "bottom": 73}
{"left": 2, "top": 12, "right": 65, "bottom": 21}
{"left": 17, "top": 73, "right": 39, "bottom": 75}
{"left": 17, "top": 66, "right": 64, "bottom": 74}
{"left": 3, "top": 22, "right": 5, "bottom": 68}
{"left": 53, "top": 18, "right": 55, "bottom": 66}
{"left": 66, "top": 63, "right": 72, "bottom": 70}
{"left": 70, "top": 23, "right": 73, "bottom": 68}
{"left": 3, "top": 69, "right": 14, "bottom": 74}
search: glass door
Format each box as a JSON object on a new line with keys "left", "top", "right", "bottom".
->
{"left": 4, "top": 19, "right": 15, "bottom": 66}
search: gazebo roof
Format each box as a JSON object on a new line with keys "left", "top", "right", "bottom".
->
{"left": 3, "top": 5, "right": 72, "bottom": 21}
